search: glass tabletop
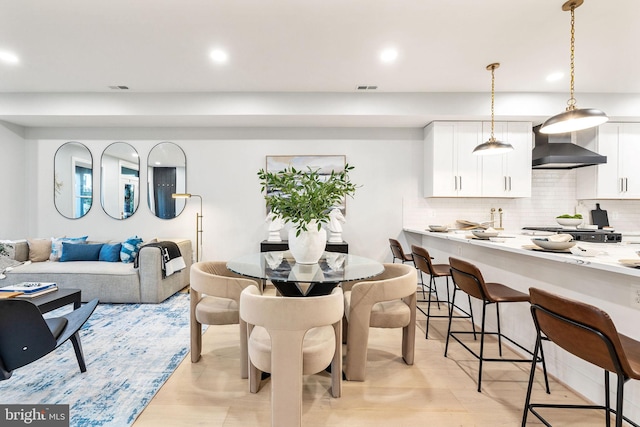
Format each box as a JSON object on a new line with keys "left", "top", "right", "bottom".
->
{"left": 227, "top": 251, "right": 384, "bottom": 284}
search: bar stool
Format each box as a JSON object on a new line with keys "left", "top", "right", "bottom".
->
{"left": 445, "top": 257, "right": 549, "bottom": 393}
{"left": 388, "top": 238, "right": 414, "bottom": 265}
{"left": 411, "top": 245, "right": 475, "bottom": 339}
{"left": 523, "top": 288, "right": 640, "bottom": 427}
{"left": 389, "top": 237, "right": 427, "bottom": 300}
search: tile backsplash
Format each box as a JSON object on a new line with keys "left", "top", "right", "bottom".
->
{"left": 404, "top": 169, "right": 640, "bottom": 232}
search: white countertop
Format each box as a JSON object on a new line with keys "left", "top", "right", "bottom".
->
{"left": 403, "top": 226, "right": 640, "bottom": 278}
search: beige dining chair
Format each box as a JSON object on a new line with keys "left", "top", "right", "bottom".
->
{"left": 190, "top": 261, "right": 261, "bottom": 378}
{"left": 240, "top": 286, "right": 343, "bottom": 427}
{"left": 342, "top": 263, "right": 417, "bottom": 381}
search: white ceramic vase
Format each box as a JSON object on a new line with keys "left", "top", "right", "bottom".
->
{"left": 288, "top": 221, "right": 326, "bottom": 264}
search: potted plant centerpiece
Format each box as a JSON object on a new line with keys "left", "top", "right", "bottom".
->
{"left": 258, "top": 164, "right": 357, "bottom": 264}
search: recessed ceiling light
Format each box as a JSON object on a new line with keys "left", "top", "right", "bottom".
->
{"left": 210, "top": 49, "right": 228, "bottom": 64}
{"left": 380, "top": 48, "right": 398, "bottom": 63}
{"left": 546, "top": 71, "right": 564, "bottom": 82}
{"left": 0, "top": 51, "right": 19, "bottom": 64}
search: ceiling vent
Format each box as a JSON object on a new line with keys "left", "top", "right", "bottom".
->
{"left": 356, "top": 85, "right": 377, "bottom": 90}
{"left": 108, "top": 85, "right": 129, "bottom": 90}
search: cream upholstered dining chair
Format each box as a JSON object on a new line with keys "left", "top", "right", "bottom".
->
{"left": 240, "top": 286, "right": 343, "bottom": 427}
{"left": 342, "top": 263, "right": 417, "bottom": 381}
{"left": 190, "top": 261, "right": 261, "bottom": 378}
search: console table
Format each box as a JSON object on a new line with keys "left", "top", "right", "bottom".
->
{"left": 260, "top": 240, "right": 348, "bottom": 254}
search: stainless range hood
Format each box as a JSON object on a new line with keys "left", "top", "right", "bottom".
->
{"left": 532, "top": 125, "right": 607, "bottom": 169}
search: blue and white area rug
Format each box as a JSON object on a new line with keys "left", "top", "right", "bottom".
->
{"left": 0, "top": 292, "right": 191, "bottom": 426}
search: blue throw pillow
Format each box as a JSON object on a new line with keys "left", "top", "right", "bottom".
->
{"left": 59, "top": 242, "right": 103, "bottom": 262}
{"left": 120, "top": 236, "right": 143, "bottom": 263}
{"left": 99, "top": 243, "right": 122, "bottom": 262}
{"left": 50, "top": 235, "right": 89, "bottom": 261}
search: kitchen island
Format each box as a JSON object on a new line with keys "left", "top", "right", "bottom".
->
{"left": 404, "top": 226, "right": 640, "bottom": 422}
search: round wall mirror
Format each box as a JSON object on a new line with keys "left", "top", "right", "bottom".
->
{"left": 54, "top": 141, "right": 93, "bottom": 219}
{"left": 101, "top": 142, "right": 140, "bottom": 220}
{"left": 147, "top": 142, "right": 186, "bottom": 219}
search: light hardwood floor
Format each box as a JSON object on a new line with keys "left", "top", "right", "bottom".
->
{"left": 133, "top": 297, "right": 614, "bottom": 426}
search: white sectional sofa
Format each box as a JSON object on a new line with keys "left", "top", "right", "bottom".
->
{"left": 1, "top": 238, "right": 192, "bottom": 303}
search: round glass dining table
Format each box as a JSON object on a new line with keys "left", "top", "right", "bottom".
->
{"left": 227, "top": 251, "right": 384, "bottom": 297}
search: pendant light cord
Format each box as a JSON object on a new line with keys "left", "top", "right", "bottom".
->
{"left": 567, "top": 3, "right": 577, "bottom": 111}
{"left": 490, "top": 64, "right": 496, "bottom": 142}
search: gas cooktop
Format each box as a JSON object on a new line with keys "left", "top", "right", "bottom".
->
{"left": 522, "top": 227, "right": 622, "bottom": 243}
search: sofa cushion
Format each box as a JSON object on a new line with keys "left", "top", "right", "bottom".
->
{"left": 60, "top": 242, "right": 103, "bottom": 262}
{"left": 28, "top": 238, "right": 52, "bottom": 262}
{"left": 51, "top": 236, "right": 89, "bottom": 261}
{"left": 0, "top": 240, "right": 16, "bottom": 259}
{"left": 121, "top": 236, "right": 143, "bottom": 263}
{"left": 0, "top": 241, "right": 22, "bottom": 271}
{"left": 99, "top": 243, "right": 122, "bottom": 262}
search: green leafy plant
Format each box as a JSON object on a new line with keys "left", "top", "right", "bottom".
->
{"left": 556, "top": 214, "right": 583, "bottom": 219}
{"left": 258, "top": 164, "right": 358, "bottom": 236}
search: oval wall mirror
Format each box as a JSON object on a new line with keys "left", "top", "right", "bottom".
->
{"left": 147, "top": 142, "right": 187, "bottom": 219}
{"left": 54, "top": 141, "right": 93, "bottom": 219}
{"left": 101, "top": 142, "right": 140, "bottom": 220}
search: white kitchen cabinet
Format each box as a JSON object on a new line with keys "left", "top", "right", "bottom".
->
{"left": 480, "top": 121, "right": 532, "bottom": 197}
{"left": 424, "top": 121, "right": 482, "bottom": 197}
{"left": 576, "top": 123, "right": 640, "bottom": 199}
{"left": 424, "top": 121, "right": 531, "bottom": 198}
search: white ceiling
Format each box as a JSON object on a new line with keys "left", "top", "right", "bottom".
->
{"left": 0, "top": 0, "right": 638, "bottom": 128}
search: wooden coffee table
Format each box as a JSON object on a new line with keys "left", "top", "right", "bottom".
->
{"left": 18, "top": 288, "right": 82, "bottom": 314}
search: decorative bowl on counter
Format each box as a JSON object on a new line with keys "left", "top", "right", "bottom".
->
{"left": 531, "top": 238, "right": 576, "bottom": 251}
{"left": 472, "top": 230, "right": 499, "bottom": 239}
{"left": 556, "top": 217, "right": 583, "bottom": 227}
{"left": 428, "top": 225, "right": 448, "bottom": 232}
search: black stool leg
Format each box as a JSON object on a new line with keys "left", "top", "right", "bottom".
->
{"left": 477, "top": 301, "right": 488, "bottom": 392}
{"left": 444, "top": 286, "right": 456, "bottom": 357}
{"left": 496, "top": 302, "right": 503, "bottom": 357}
{"left": 521, "top": 333, "right": 542, "bottom": 427}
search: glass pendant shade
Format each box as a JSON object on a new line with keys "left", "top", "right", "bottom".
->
{"left": 539, "top": 107, "right": 608, "bottom": 134}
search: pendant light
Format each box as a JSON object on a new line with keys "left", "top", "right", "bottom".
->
{"left": 539, "top": 0, "right": 608, "bottom": 134}
{"left": 473, "top": 63, "right": 514, "bottom": 155}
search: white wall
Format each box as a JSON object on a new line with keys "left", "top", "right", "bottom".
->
{"left": 7, "top": 125, "right": 640, "bottom": 262}
{"left": 23, "top": 127, "right": 421, "bottom": 262}
{"left": 0, "top": 122, "right": 28, "bottom": 239}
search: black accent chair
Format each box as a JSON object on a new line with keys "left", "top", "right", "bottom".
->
{"left": 523, "top": 288, "right": 640, "bottom": 427}
{"left": 0, "top": 298, "right": 99, "bottom": 380}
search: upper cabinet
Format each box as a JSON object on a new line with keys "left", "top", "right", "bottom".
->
{"left": 424, "top": 121, "right": 532, "bottom": 198}
{"left": 480, "top": 121, "right": 532, "bottom": 198}
{"left": 424, "top": 122, "right": 482, "bottom": 197}
{"left": 577, "top": 123, "right": 640, "bottom": 199}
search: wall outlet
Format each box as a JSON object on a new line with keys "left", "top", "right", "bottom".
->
{"left": 631, "top": 284, "right": 640, "bottom": 309}
{"left": 426, "top": 209, "right": 436, "bottom": 218}
{"left": 612, "top": 211, "right": 619, "bottom": 220}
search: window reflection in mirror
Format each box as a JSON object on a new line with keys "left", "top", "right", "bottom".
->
{"left": 54, "top": 141, "right": 93, "bottom": 219}
{"left": 101, "top": 142, "right": 140, "bottom": 220}
{"left": 147, "top": 142, "right": 186, "bottom": 219}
